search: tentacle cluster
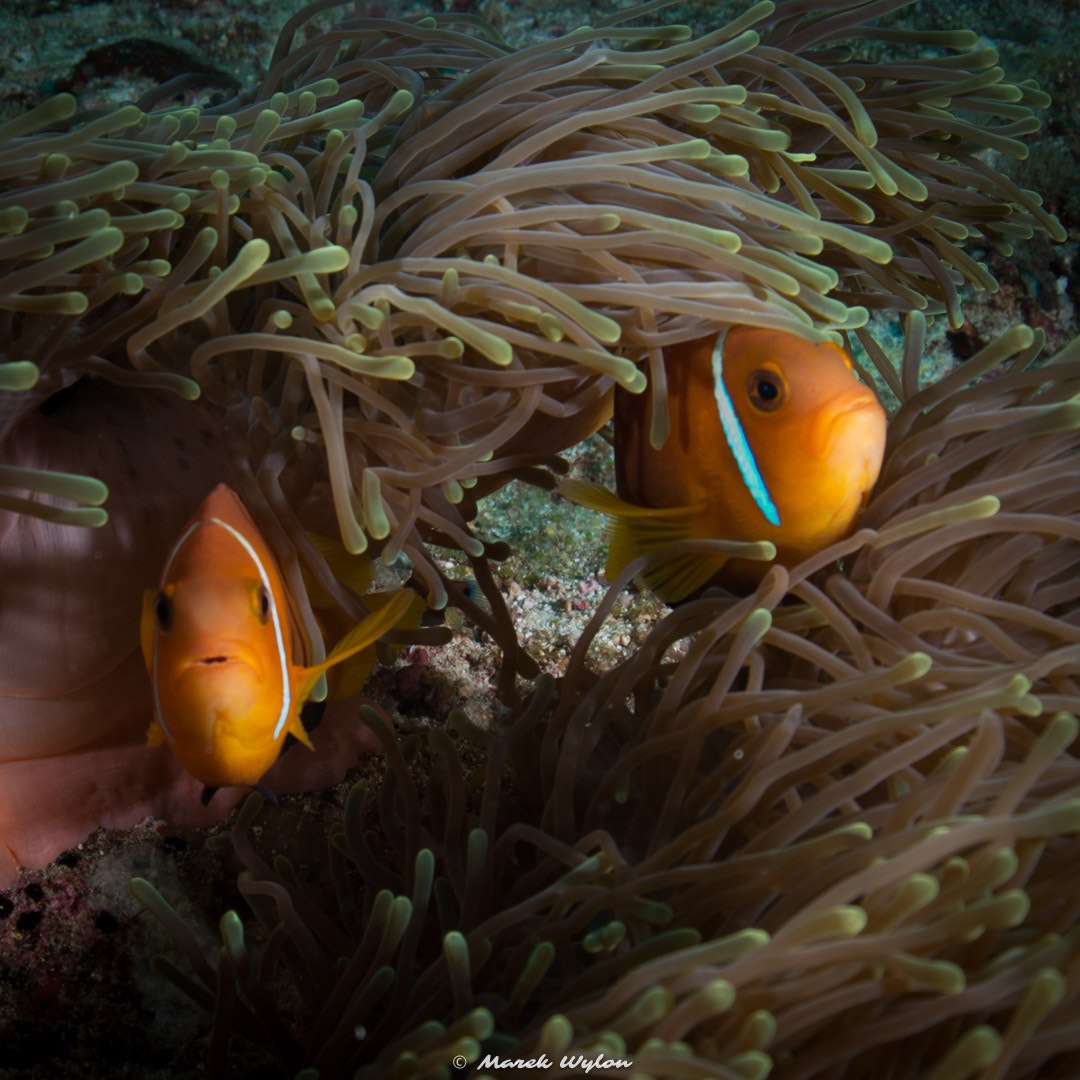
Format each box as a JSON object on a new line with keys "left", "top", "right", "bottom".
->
{"left": 134, "top": 324, "right": 1080, "bottom": 1078}
{"left": 0, "top": 0, "right": 1062, "bottom": 607}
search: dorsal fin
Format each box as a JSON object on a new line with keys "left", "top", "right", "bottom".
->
{"left": 300, "top": 531, "right": 374, "bottom": 609}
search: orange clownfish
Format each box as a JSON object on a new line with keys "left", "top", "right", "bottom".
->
{"left": 563, "top": 326, "right": 887, "bottom": 601}
{"left": 140, "top": 484, "right": 414, "bottom": 794}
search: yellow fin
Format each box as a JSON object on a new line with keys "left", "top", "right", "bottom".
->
{"left": 329, "top": 589, "right": 426, "bottom": 698}
{"left": 560, "top": 478, "right": 724, "bottom": 603}
{"left": 287, "top": 710, "right": 315, "bottom": 750}
{"left": 146, "top": 718, "right": 165, "bottom": 748}
{"left": 300, "top": 531, "right": 374, "bottom": 609}
{"left": 296, "top": 588, "right": 416, "bottom": 702}
{"left": 560, "top": 477, "right": 691, "bottom": 519}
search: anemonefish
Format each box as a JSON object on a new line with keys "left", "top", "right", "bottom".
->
{"left": 563, "top": 325, "right": 887, "bottom": 601}
{"left": 140, "top": 483, "right": 415, "bottom": 793}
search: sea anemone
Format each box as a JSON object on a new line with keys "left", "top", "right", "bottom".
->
{"left": 132, "top": 319, "right": 1080, "bottom": 1079}
{"left": 0, "top": 0, "right": 1066, "bottom": 890}
{"left": 2, "top": 0, "right": 1076, "bottom": 1074}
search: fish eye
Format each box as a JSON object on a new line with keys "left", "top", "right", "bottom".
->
{"left": 153, "top": 591, "right": 173, "bottom": 631}
{"left": 747, "top": 369, "right": 786, "bottom": 412}
{"left": 256, "top": 584, "right": 272, "bottom": 625}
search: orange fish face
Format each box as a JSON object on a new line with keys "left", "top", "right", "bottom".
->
{"left": 142, "top": 484, "right": 420, "bottom": 793}
{"left": 719, "top": 326, "right": 887, "bottom": 559}
{"left": 148, "top": 576, "right": 288, "bottom": 787}
{"left": 141, "top": 485, "right": 296, "bottom": 788}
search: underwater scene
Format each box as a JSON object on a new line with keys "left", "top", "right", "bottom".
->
{"left": 1, "top": 0, "right": 1079, "bottom": 1076}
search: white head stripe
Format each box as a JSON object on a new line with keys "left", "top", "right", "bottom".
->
{"left": 208, "top": 516, "right": 292, "bottom": 738}
{"left": 711, "top": 335, "right": 782, "bottom": 528}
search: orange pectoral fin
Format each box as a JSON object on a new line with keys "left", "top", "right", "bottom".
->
{"left": 326, "top": 589, "right": 425, "bottom": 699}
{"left": 295, "top": 589, "right": 417, "bottom": 703}
{"left": 146, "top": 718, "right": 166, "bottom": 748}
{"left": 287, "top": 710, "right": 315, "bottom": 751}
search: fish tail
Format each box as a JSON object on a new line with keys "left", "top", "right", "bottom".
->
{"left": 560, "top": 479, "right": 724, "bottom": 603}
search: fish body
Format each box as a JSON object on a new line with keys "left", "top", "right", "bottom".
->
{"left": 141, "top": 484, "right": 413, "bottom": 789}
{"left": 564, "top": 326, "right": 887, "bottom": 600}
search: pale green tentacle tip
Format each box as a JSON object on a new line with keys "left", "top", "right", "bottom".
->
{"left": 0, "top": 464, "right": 108, "bottom": 509}
{"left": 60, "top": 472, "right": 108, "bottom": 506}
{"left": 787, "top": 905, "right": 867, "bottom": 945}
{"left": 725, "top": 929, "right": 771, "bottom": 956}
{"left": 993, "top": 888, "right": 1031, "bottom": 928}
{"left": 1024, "top": 967, "right": 1067, "bottom": 1016}
{"left": 452, "top": 1037, "right": 482, "bottom": 1065}
{"left": 1045, "top": 710, "right": 1079, "bottom": 750}
{"left": 743, "top": 607, "right": 772, "bottom": 638}
{"left": 0, "top": 360, "right": 39, "bottom": 391}
{"left": 302, "top": 244, "right": 350, "bottom": 274}
{"left": 219, "top": 909, "right": 246, "bottom": 961}
{"left": 44, "top": 92, "right": 77, "bottom": 122}
{"left": 889, "top": 952, "right": 965, "bottom": 993}
{"left": 538, "top": 1014, "right": 573, "bottom": 1054}
{"left": 833, "top": 821, "right": 873, "bottom": 842}
{"left": 461, "top": 1008, "right": 495, "bottom": 1041}
{"left": 443, "top": 928, "right": 469, "bottom": 963}
{"left": 927, "top": 1025, "right": 1001, "bottom": 1080}
{"left": 583, "top": 920, "right": 626, "bottom": 954}
{"left": 967, "top": 494, "right": 1001, "bottom": 518}
{"left": 238, "top": 237, "right": 271, "bottom": 269}
{"left": 725, "top": 1051, "right": 771, "bottom": 1080}
{"left": 898, "top": 651, "right": 932, "bottom": 681}
{"left": 737, "top": 1009, "right": 776, "bottom": 1050}
{"left": 386, "top": 88, "right": 415, "bottom": 115}
{"left": 974, "top": 847, "right": 1019, "bottom": 893}
{"left": 877, "top": 872, "right": 939, "bottom": 927}
{"left": 362, "top": 475, "right": 391, "bottom": 540}
{"left": 127, "top": 876, "right": 172, "bottom": 916}
{"left": 701, "top": 978, "right": 736, "bottom": 1011}
{"left": 589, "top": 1031, "right": 627, "bottom": 1057}
{"left": 171, "top": 375, "right": 201, "bottom": 401}
{"left": 0, "top": 206, "right": 29, "bottom": 234}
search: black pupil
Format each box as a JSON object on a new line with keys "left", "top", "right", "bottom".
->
{"left": 259, "top": 586, "right": 270, "bottom": 621}
{"left": 757, "top": 377, "right": 779, "bottom": 402}
{"left": 154, "top": 592, "right": 170, "bottom": 629}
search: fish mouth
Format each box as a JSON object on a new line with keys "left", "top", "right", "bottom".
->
{"left": 180, "top": 642, "right": 261, "bottom": 674}
{"left": 829, "top": 394, "right": 880, "bottom": 423}
{"left": 816, "top": 392, "right": 885, "bottom": 453}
